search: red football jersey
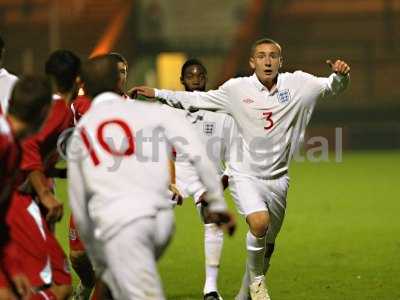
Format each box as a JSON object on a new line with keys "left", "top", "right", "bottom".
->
{"left": 0, "top": 116, "right": 22, "bottom": 280}
{"left": 71, "top": 94, "right": 131, "bottom": 125}
{"left": 20, "top": 96, "right": 73, "bottom": 178}
{"left": 71, "top": 95, "right": 91, "bottom": 125}
{"left": 0, "top": 116, "right": 21, "bottom": 206}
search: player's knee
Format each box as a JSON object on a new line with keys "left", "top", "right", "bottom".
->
{"left": 265, "top": 243, "right": 275, "bottom": 258}
{"left": 0, "top": 288, "right": 16, "bottom": 300}
{"left": 51, "top": 284, "right": 72, "bottom": 300}
{"left": 247, "top": 212, "right": 269, "bottom": 237}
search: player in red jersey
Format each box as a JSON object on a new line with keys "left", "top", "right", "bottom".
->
{"left": 0, "top": 76, "right": 52, "bottom": 300}
{"left": 8, "top": 50, "right": 81, "bottom": 300}
{"left": 68, "top": 52, "right": 129, "bottom": 300}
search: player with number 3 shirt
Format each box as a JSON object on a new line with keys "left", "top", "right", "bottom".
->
{"left": 130, "top": 38, "right": 350, "bottom": 300}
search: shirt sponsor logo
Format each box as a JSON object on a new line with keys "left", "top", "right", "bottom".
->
{"left": 277, "top": 89, "right": 291, "bottom": 104}
{"left": 203, "top": 122, "right": 215, "bottom": 136}
{"left": 242, "top": 98, "right": 255, "bottom": 104}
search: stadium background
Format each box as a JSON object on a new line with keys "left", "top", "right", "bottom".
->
{"left": 1, "top": 0, "right": 399, "bottom": 299}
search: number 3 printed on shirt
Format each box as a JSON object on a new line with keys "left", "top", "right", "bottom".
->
{"left": 80, "top": 119, "right": 135, "bottom": 166}
{"left": 262, "top": 111, "right": 274, "bottom": 130}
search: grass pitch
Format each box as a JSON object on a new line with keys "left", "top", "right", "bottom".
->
{"left": 55, "top": 151, "right": 400, "bottom": 300}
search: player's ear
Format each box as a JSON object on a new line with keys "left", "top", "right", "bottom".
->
{"left": 249, "top": 57, "right": 255, "bottom": 70}
{"left": 279, "top": 56, "right": 283, "bottom": 68}
{"left": 180, "top": 76, "right": 184, "bottom": 85}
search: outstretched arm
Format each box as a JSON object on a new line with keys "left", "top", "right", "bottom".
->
{"left": 320, "top": 59, "right": 350, "bottom": 97}
{"left": 129, "top": 83, "right": 231, "bottom": 112}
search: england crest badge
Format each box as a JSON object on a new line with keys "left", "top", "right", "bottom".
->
{"left": 203, "top": 122, "right": 216, "bottom": 136}
{"left": 277, "top": 89, "right": 291, "bottom": 104}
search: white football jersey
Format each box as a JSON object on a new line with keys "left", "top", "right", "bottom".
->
{"left": 0, "top": 68, "right": 18, "bottom": 114}
{"left": 156, "top": 72, "right": 349, "bottom": 178}
{"left": 174, "top": 110, "right": 237, "bottom": 198}
{"left": 67, "top": 92, "right": 226, "bottom": 243}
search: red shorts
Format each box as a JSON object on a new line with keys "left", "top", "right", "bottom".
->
{"left": 69, "top": 215, "right": 85, "bottom": 252}
{"left": 0, "top": 270, "right": 10, "bottom": 288}
{"left": 5, "top": 192, "right": 71, "bottom": 287}
{"left": 0, "top": 273, "right": 15, "bottom": 300}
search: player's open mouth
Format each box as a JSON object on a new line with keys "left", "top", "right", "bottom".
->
{"left": 264, "top": 70, "right": 272, "bottom": 75}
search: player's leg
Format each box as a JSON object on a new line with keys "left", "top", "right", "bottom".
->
{"left": 154, "top": 209, "right": 175, "bottom": 260}
{"left": 229, "top": 175, "right": 270, "bottom": 300}
{"left": 50, "top": 284, "right": 73, "bottom": 300}
{"left": 45, "top": 222, "right": 73, "bottom": 300}
{"left": 196, "top": 196, "right": 224, "bottom": 300}
{"left": 262, "top": 175, "right": 289, "bottom": 277}
{"left": 0, "top": 288, "right": 16, "bottom": 300}
{"left": 263, "top": 244, "right": 275, "bottom": 276}
{"left": 0, "top": 272, "right": 17, "bottom": 300}
{"left": 5, "top": 193, "right": 72, "bottom": 300}
{"left": 5, "top": 193, "right": 52, "bottom": 288}
{"left": 90, "top": 280, "right": 113, "bottom": 300}
{"left": 101, "top": 210, "right": 174, "bottom": 300}
{"left": 235, "top": 175, "right": 289, "bottom": 300}
{"left": 70, "top": 250, "right": 95, "bottom": 300}
{"left": 245, "top": 211, "right": 270, "bottom": 300}
{"left": 69, "top": 215, "right": 96, "bottom": 300}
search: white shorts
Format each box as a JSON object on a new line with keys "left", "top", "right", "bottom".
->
{"left": 229, "top": 174, "right": 289, "bottom": 243}
{"left": 100, "top": 209, "right": 175, "bottom": 300}
{"left": 176, "top": 177, "right": 206, "bottom": 201}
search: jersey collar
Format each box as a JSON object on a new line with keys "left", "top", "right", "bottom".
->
{"left": 92, "top": 92, "right": 123, "bottom": 106}
{"left": 251, "top": 73, "right": 281, "bottom": 95}
{"left": 0, "top": 68, "right": 8, "bottom": 77}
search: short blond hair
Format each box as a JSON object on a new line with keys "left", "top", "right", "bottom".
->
{"left": 251, "top": 38, "right": 282, "bottom": 56}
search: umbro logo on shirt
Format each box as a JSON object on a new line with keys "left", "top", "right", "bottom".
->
{"left": 242, "top": 98, "right": 255, "bottom": 104}
{"left": 277, "top": 89, "right": 291, "bottom": 104}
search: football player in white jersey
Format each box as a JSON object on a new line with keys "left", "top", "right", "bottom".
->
{"left": 69, "top": 52, "right": 130, "bottom": 300}
{"left": 173, "top": 59, "right": 237, "bottom": 300}
{"left": 67, "top": 55, "right": 236, "bottom": 300}
{"left": 130, "top": 38, "right": 350, "bottom": 300}
{"left": 0, "top": 35, "right": 18, "bottom": 115}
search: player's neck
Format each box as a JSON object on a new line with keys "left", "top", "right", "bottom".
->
{"left": 262, "top": 76, "right": 278, "bottom": 91}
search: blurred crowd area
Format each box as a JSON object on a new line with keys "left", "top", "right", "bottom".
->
{"left": 1, "top": 0, "right": 399, "bottom": 149}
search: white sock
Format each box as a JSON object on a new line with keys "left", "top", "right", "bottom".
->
{"left": 246, "top": 231, "right": 266, "bottom": 282}
{"left": 203, "top": 223, "right": 224, "bottom": 294}
{"left": 237, "top": 262, "right": 250, "bottom": 298}
{"left": 237, "top": 233, "right": 266, "bottom": 299}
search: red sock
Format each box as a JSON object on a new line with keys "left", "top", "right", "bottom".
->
{"left": 90, "top": 282, "right": 100, "bottom": 300}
